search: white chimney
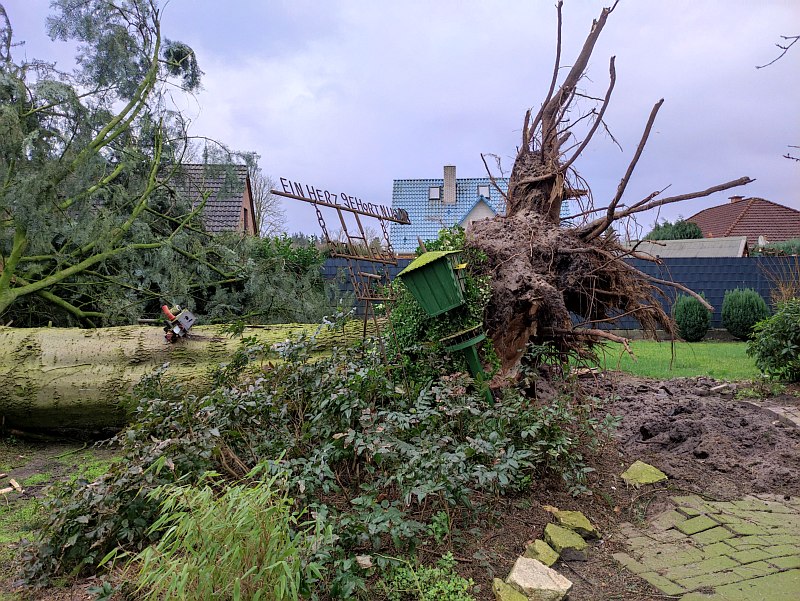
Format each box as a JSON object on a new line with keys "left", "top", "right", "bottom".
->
{"left": 729, "top": 195, "right": 744, "bottom": 203}
{"left": 443, "top": 165, "right": 456, "bottom": 205}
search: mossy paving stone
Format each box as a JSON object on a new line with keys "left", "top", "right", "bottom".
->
{"left": 691, "top": 526, "right": 736, "bottom": 546}
{"left": 727, "top": 548, "right": 772, "bottom": 564}
{"left": 523, "top": 539, "right": 560, "bottom": 567}
{"left": 731, "top": 560, "right": 777, "bottom": 579}
{"left": 770, "top": 555, "right": 800, "bottom": 569}
{"left": 613, "top": 494, "right": 800, "bottom": 599}
{"left": 637, "top": 572, "right": 685, "bottom": 596}
{"left": 713, "top": 569, "right": 800, "bottom": 600}
{"left": 676, "top": 515, "right": 720, "bottom": 535}
{"left": 649, "top": 509, "right": 686, "bottom": 532}
{"left": 663, "top": 555, "right": 739, "bottom": 581}
{"left": 621, "top": 460, "right": 668, "bottom": 486}
{"left": 701, "top": 541, "right": 736, "bottom": 558}
{"left": 543, "top": 523, "right": 589, "bottom": 561}
{"left": 551, "top": 509, "right": 599, "bottom": 538}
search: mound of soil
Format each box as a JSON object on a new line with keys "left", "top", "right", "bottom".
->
{"left": 600, "top": 373, "right": 800, "bottom": 498}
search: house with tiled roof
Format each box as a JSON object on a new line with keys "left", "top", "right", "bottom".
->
{"left": 624, "top": 236, "right": 750, "bottom": 258}
{"left": 687, "top": 196, "right": 800, "bottom": 247}
{"left": 389, "top": 165, "right": 570, "bottom": 254}
{"left": 170, "top": 164, "right": 257, "bottom": 235}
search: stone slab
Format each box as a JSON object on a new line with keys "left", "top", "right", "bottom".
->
{"left": 676, "top": 515, "right": 719, "bottom": 535}
{"left": 621, "top": 460, "right": 668, "bottom": 486}
{"left": 505, "top": 557, "right": 573, "bottom": 601}
{"left": 544, "top": 523, "right": 589, "bottom": 561}
{"left": 524, "top": 539, "right": 559, "bottom": 567}
{"left": 612, "top": 552, "right": 649, "bottom": 575}
{"left": 715, "top": 569, "right": 800, "bottom": 600}
{"left": 691, "top": 526, "right": 735, "bottom": 545}
{"left": 493, "top": 578, "right": 528, "bottom": 601}
{"left": 638, "top": 572, "right": 685, "bottom": 596}
{"left": 664, "top": 555, "right": 739, "bottom": 581}
{"left": 552, "top": 509, "right": 599, "bottom": 539}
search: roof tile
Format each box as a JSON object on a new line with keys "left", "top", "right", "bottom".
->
{"left": 687, "top": 197, "right": 800, "bottom": 246}
{"left": 172, "top": 164, "right": 249, "bottom": 233}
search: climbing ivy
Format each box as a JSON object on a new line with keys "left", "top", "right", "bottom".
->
{"left": 389, "top": 227, "right": 499, "bottom": 381}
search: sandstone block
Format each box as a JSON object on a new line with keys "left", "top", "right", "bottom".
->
{"left": 505, "top": 557, "right": 573, "bottom": 601}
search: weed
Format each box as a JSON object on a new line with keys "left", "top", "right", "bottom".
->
{"left": 21, "top": 473, "right": 50, "bottom": 487}
{"left": 735, "top": 378, "right": 787, "bottom": 399}
{"left": 376, "top": 553, "right": 475, "bottom": 601}
{"left": 87, "top": 581, "right": 115, "bottom": 601}
{"left": 426, "top": 510, "right": 451, "bottom": 545}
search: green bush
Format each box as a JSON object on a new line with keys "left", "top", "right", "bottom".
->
{"left": 22, "top": 321, "right": 619, "bottom": 593}
{"left": 132, "top": 466, "right": 324, "bottom": 601}
{"left": 722, "top": 288, "right": 770, "bottom": 340}
{"left": 644, "top": 218, "right": 703, "bottom": 241}
{"left": 747, "top": 298, "right": 800, "bottom": 381}
{"left": 673, "top": 294, "right": 711, "bottom": 342}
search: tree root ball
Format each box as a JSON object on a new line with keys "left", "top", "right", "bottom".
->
{"left": 466, "top": 210, "right": 674, "bottom": 373}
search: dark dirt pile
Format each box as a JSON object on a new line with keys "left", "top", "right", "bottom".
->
{"left": 597, "top": 373, "right": 800, "bottom": 498}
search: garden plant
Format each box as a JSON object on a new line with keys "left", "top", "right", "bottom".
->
{"left": 747, "top": 298, "right": 800, "bottom": 382}
{"left": 673, "top": 294, "right": 711, "bottom": 342}
{"left": 18, "top": 318, "right": 619, "bottom": 598}
{"left": 722, "top": 288, "right": 771, "bottom": 340}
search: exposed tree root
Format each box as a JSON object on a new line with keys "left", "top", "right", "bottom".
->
{"left": 467, "top": 2, "right": 751, "bottom": 376}
{"left": 468, "top": 212, "right": 671, "bottom": 371}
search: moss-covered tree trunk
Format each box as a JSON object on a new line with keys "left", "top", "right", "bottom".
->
{"left": 0, "top": 324, "right": 317, "bottom": 434}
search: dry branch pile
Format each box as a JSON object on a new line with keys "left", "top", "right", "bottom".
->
{"left": 468, "top": 2, "right": 752, "bottom": 372}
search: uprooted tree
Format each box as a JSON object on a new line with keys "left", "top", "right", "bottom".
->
{"left": 467, "top": 1, "right": 751, "bottom": 373}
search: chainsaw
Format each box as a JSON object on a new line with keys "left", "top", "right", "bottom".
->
{"left": 161, "top": 304, "right": 197, "bottom": 343}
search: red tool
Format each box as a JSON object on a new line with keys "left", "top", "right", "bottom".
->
{"left": 161, "top": 304, "right": 196, "bottom": 343}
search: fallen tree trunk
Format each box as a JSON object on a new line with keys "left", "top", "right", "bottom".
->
{"left": 0, "top": 323, "right": 341, "bottom": 434}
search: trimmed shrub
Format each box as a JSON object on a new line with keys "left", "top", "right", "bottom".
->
{"left": 747, "top": 298, "right": 800, "bottom": 381}
{"left": 722, "top": 288, "right": 770, "bottom": 340}
{"left": 673, "top": 294, "right": 711, "bottom": 342}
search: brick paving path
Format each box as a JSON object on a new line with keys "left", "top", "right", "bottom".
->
{"left": 613, "top": 494, "right": 800, "bottom": 599}
{"left": 759, "top": 404, "right": 800, "bottom": 429}
{"left": 740, "top": 400, "right": 800, "bottom": 429}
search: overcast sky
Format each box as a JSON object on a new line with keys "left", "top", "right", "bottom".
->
{"left": 7, "top": 0, "right": 800, "bottom": 237}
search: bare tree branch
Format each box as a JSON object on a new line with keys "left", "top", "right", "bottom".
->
{"left": 562, "top": 56, "right": 617, "bottom": 171}
{"left": 756, "top": 34, "right": 799, "bottom": 69}
{"left": 527, "top": 0, "right": 564, "bottom": 147}
{"left": 582, "top": 98, "right": 664, "bottom": 240}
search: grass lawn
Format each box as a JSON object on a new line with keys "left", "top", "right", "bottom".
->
{"left": 0, "top": 441, "right": 118, "bottom": 600}
{"left": 595, "top": 340, "right": 760, "bottom": 381}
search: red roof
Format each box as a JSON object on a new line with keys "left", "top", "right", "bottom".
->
{"left": 687, "top": 197, "right": 800, "bottom": 246}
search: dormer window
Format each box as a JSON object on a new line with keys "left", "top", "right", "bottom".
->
{"left": 428, "top": 186, "right": 441, "bottom": 201}
{"left": 477, "top": 184, "right": 490, "bottom": 199}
